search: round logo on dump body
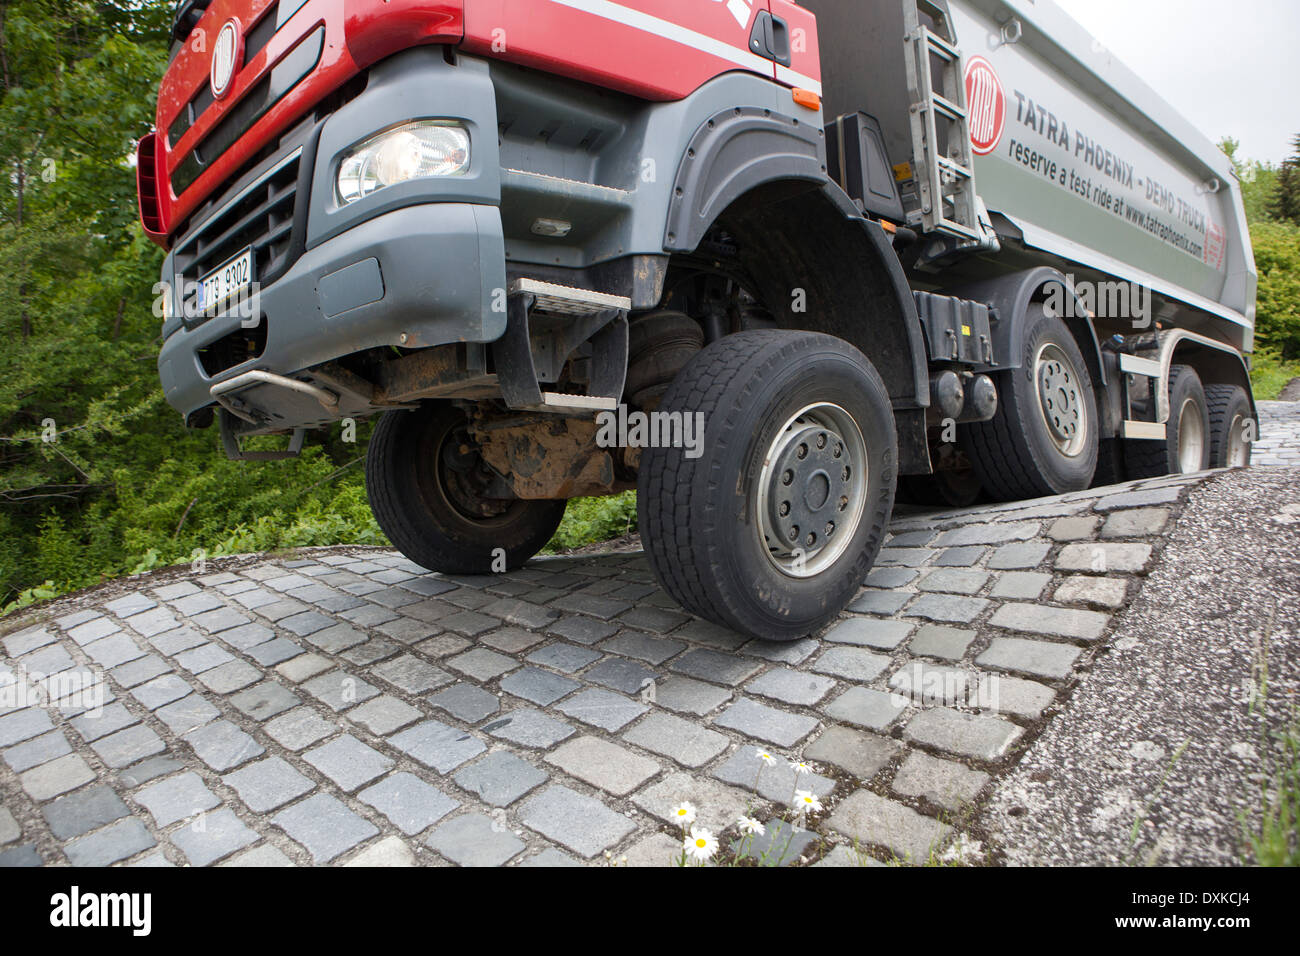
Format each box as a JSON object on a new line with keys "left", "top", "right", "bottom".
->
{"left": 965, "top": 55, "right": 1006, "bottom": 155}
{"left": 211, "top": 19, "right": 243, "bottom": 101}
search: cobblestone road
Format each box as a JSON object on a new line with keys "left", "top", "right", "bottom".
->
{"left": 1, "top": 402, "right": 1296, "bottom": 867}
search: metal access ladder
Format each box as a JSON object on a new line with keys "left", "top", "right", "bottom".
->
{"left": 901, "top": 0, "right": 984, "bottom": 243}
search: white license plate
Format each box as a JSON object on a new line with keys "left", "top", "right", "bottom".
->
{"left": 197, "top": 248, "right": 253, "bottom": 313}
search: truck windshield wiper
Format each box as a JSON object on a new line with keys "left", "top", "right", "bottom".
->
{"left": 171, "top": 0, "right": 214, "bottom": 44}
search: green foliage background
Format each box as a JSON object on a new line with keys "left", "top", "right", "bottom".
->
{"left": 0, "top": 3, "right": 1293, "bottom": 612}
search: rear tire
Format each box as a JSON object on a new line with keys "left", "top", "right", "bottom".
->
{"left": 365, "top": 403, "right": 566, "bottom": 574}
{"left": 1126, "top": 365, "right": 1211, "bottom": 477}
{"left": 638, "top": 330, "right": 897, "bottom": 641}
{"left": 1206, "top": 383, "right": 1254, "bottom": 468}
{"left": 961, "top": 305, "right": 1099, "bottom": 501}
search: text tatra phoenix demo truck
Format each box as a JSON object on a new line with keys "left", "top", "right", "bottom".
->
{"left": 140, "top": 0, "right": 1259, "bottom": 641}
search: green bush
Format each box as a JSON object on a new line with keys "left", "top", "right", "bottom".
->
{"left": 1251, "top": 221, "right": 1300, "bottom": 361}
{"left": 545, "top": 492, "right": 638, "bottom": 552}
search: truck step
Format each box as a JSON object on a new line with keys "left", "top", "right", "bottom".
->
{"left": 508, "top": 278, "right": 631, "bottom": 318}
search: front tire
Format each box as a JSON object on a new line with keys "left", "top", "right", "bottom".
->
{"left": 638, "top": 330, "right": 897, "bottom": 642}
{"left": 365, "top": 403, "right": 566, "bottom": 574}
{"left": 961, "top": 305, "right": 1100, "bottom": 501}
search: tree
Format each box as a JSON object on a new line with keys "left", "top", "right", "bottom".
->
{"left": 1271, "top": 134, "right": 1300, "bottom": 227}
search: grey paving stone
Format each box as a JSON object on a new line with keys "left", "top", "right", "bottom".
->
{"left": 713, "top": 697, "right": 819, "bottom": 748}
{"left": 713, "top": 747, "right": 835, "bottom": 803}
{"left": 303, "top": 670, "right": 381, "bottom": 712}
{"left": 359, "top": 772, "right": 459, "bottom": 835}
{"left": 223, "top": 756, "right": 315, "bottom": 812}
{"left": 105, "top": 594, "right": 158, "bottom": 618}
{"left": 171, "top": 808, "right": 259, "bottom": 867}
{"left": 117, "top": 756, "right": 183, "bottom": 788}
{"left": 183, "top": 720, "right": 265, "bottom": 772}
{"left": 426, "top": 812, "right": 525, "bottom": 866}
{"left": 339, "top": 603, "right": 401, "bottom": 628}
{"left": 517, "top": 848, "right": 584, "bottom": 867}
{"left": 1054, "top": 575, "right": 1129, "bottom": 609}
{"left": 903, "top": 592, "right": 990, "bottom": 624}
{"left": 233, "top": 587, "right": 281, "bottom": 610}
{"left": 146, "top": 626, "right": 205, "bottom": 656}
{"left": 670, "top": 618, "right": 750, "bottom": 650}
{"left": 440, "top": 610, "right": 499, "bottom": 637}
{"left": 828, "top": 790, "right": 950, "bottom": 863}
{"left": 371, "top": 654, "right": 453, "bottom": 695}
{"left": 809, "top": 646, "right": 891, "bottom": 682}
{"left": 340, "top": 638, "right": 402, "bottom": 667}
{"left": 743, "top": 637, "right": 820, "bottom": 665}
{"left": 154, "top": 694, "right": 221, "bottom": 735}
{"left": 891, "top": 751, "right": 990, "bottom": 811}
{"left": 642, "top": 676, "right": 729, "bottom": 718}
{"left": 617, "top": 605, "right": 690, "bottom": 634}
{"left": 846, "top": 590, "right": 912, "bottom": 615}
{"left": 454, "top": 751, "right": 550, "bottom": 807}
{"left": 982, "top": 673, "right": 1056, "bottom": 719}
{"left": 864, "top": 567, "right": 920, "bottom": 588}
{"left": 19, "top": 643, "right": 75, "bottom": 676}
{"left": 745, "top": 667, "right": 836, "bottom": 707}
{"left": 814, "top": 844, "right": 885, "bottom": 867}
{"left": 0, "top": 845, "right": 43, "bottom": 866}
{"left": 937, "top": 521, "right": 1039, "bottom": 547}
{"left": 887, "top": 661, "right": 974, "bottom": 706}
{"left": 69, "top": 702, "right": 139, "bottom": 742}
{"left": 518, "top": 785, "right": 636, "bottom": 858}
{"left": 374, "top": 616, "right": 440, "bottom": 644}
{"left": 272, "top": 793, "right": 379, "bottom": 863}
{"left": 669, "top": 648, "right": 760, "bottom": 686}
{"left": 977, "top": 636, "right": 1084, "bottom": 679}
{"left": 4, "top": 626, "right": 56, "bottom": 657}
{"left": 108, "top": 654, "right": 171, "bottom": 689}
{"left": 174, "top": 643, "right": 236, "bottom": 674}
{"left": 64, "top": 817, "right": 155, "bottom": 867}
{"left": 732, "top": 817, "right": 817, "bottom": 866}
{"left": 67, "top": 617, "right": 123, "bottom": 646}
{"left": 988, "top": 542, "right": 1053, "bottom": 570}
{"left": 0, "top": 709, "right": 55, "bottom": 749}
{"left": 823, "top": 673, "right": 912, "bottom": 725}
{"left": 135, "top": 771, "right": 221, "bottom": 826}
{"left": 42, "top": 784, "right": 130, "bottom": 840}
{"left": 550, "top": 592, "right": 633, "bottom": 620}
{"left": 447, "top": 647, "right": 520, "bottom": 682}
{"left": 1101, "top": 507, "right": 1170, "bottom": 537}
{"left": 479, "top": 627, "right": 544, "bottom": 654}
{"left": 390, "top": 719, "right": 488, "bottom": 771}
{"left": 247, "top": 638, "right": 305, "bottom": 667}
{"left": 132, "top": 673, "right": 195, "bottom": 710}
{"left": 544, "top": 736, "right": 661, "bottom": 796}
{"left": 1048, "top": 515, "right": 1101, "bottom": 541}
{"left": 876, "top": 547, "right": 935, "bottom": 567}
{"left": 1056, "top": 542, "right": 1152, "bottom": 573}
{"left": 1094, "top": 486, "right": 1182, "bottom": 510}
{"left": 904, "top": 706, "right": 1023, "bottom": 761}
{"left": 59, "top": 608, "right": 106, "bottom": 629}
{"left": 526, "top": 642, "right": 604, "bottom": 672}
{"left": 198, "top": 660, "right": 263, "bottom": 694}
{"left": 3, "top": 730, "right": 72, "bottom": 773}
{"left": 585, "top": 657, "right": 658, "bottom": 695}
{"left": 305, "top": 735, "right": 396, "bottom": 792}
{"left": 427, "top": 683, "right": 500, "bottom": 724}
{"left": 989, "top": 571, "right": 1053, "bottom": 600}
{"left": 191, "top": 607, "right": 252, "bottom": 634}
{"left": 276, "top": 653, "right": 333, "bottom": 684}
{"left": 304, "top": 623, "right": 368, "bottom": 655}
{"left": 989, "top": 602, "right": 1109, "bottom": 641}
{"left": 83, "top": 632, "right": 146, "bottom": 668}
{"left": 554, "top": 688, "right": 648, "bottom": 731}
{"left": 483, "top": 708, "right": 575, "bottom": 750}
{"left": 933, "top": 546, "right": 988, "bottom": 567}
{"left": 227, "top": 681, "right": 300, "bottom": 722}
{"left": 918, "top": 568, "right": 991, "bottom": 595}
{"left": 170, "top": 592, "right": 225, "bottom": 616}
{"left": 632, "top": 772, "right": 751, "bottom": 834}
{"left": 279, "top": 611, "right": 335, "bottom": 637}
{"left": 499, "top": 667, "right": 580, "bottom": 706}
{"left": 907, "top": 624, "right": 977, "bottom": 661}
{"left": 416, "top": 634, "right": 473, "bottom": 658}
{"left": 347, "top": 694, "right": 423, "bottom": 735}
{"left": 804, "top": 725, "right": 901, "bottom": 780}
{"left": 220, "top": 844, "right": 294, "bottom": 867}
{"left": 90, "top": 724, "right": 165, "bottom": 769}
{"left": 264, "top": 707, "right": 337, "bottom": 751}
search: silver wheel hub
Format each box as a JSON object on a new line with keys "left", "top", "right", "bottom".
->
{"left": 1226, "top": 414, "right": 1249, "bottom": 467}
{"left": 1035, "top": 343, "right": 1088, "bottom": 457}
{"left": 757, "top": 404, "right": 868, "bottom": 579}
{"left": 1176, "top": 397, "right": 1206, "bottom": 473}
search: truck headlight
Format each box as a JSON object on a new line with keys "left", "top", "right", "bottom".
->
{"left": 336, "top": 121, "right": 470, "bottom": 205}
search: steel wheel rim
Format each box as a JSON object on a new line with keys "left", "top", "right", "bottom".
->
{"left": 755, "top": 403, "right": 868, "bottom": 579}
{"left": 1034, "top": 343, "right": 1088, "bottom": 458}
{"left": 1226, "top": 414, "right": 1249, "bottom": 467}
{"left": 1176, "top": 397, "right": 1206, "bottom": 473}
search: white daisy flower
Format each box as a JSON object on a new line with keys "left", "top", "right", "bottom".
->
{"left": 684, "top": 827, "right": 719, "bottom": 863}
{"left": 755, "top": 749, "right": 778, "bottom": 766}
{"left": 793, "top": 789, "right": 823, "bottom": 814}
{"left": 736, "top": 816, "right": 766, "bottom": 836}
{"left": 788, "top": 759, "right": 815, "bottom": 775}
{"left": 670, "top": 802, "right": 697, "bottom": 827}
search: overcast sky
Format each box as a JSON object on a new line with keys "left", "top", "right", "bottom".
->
{"left": 1054, "top": 0, "right": 1300, "bottom": 166}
